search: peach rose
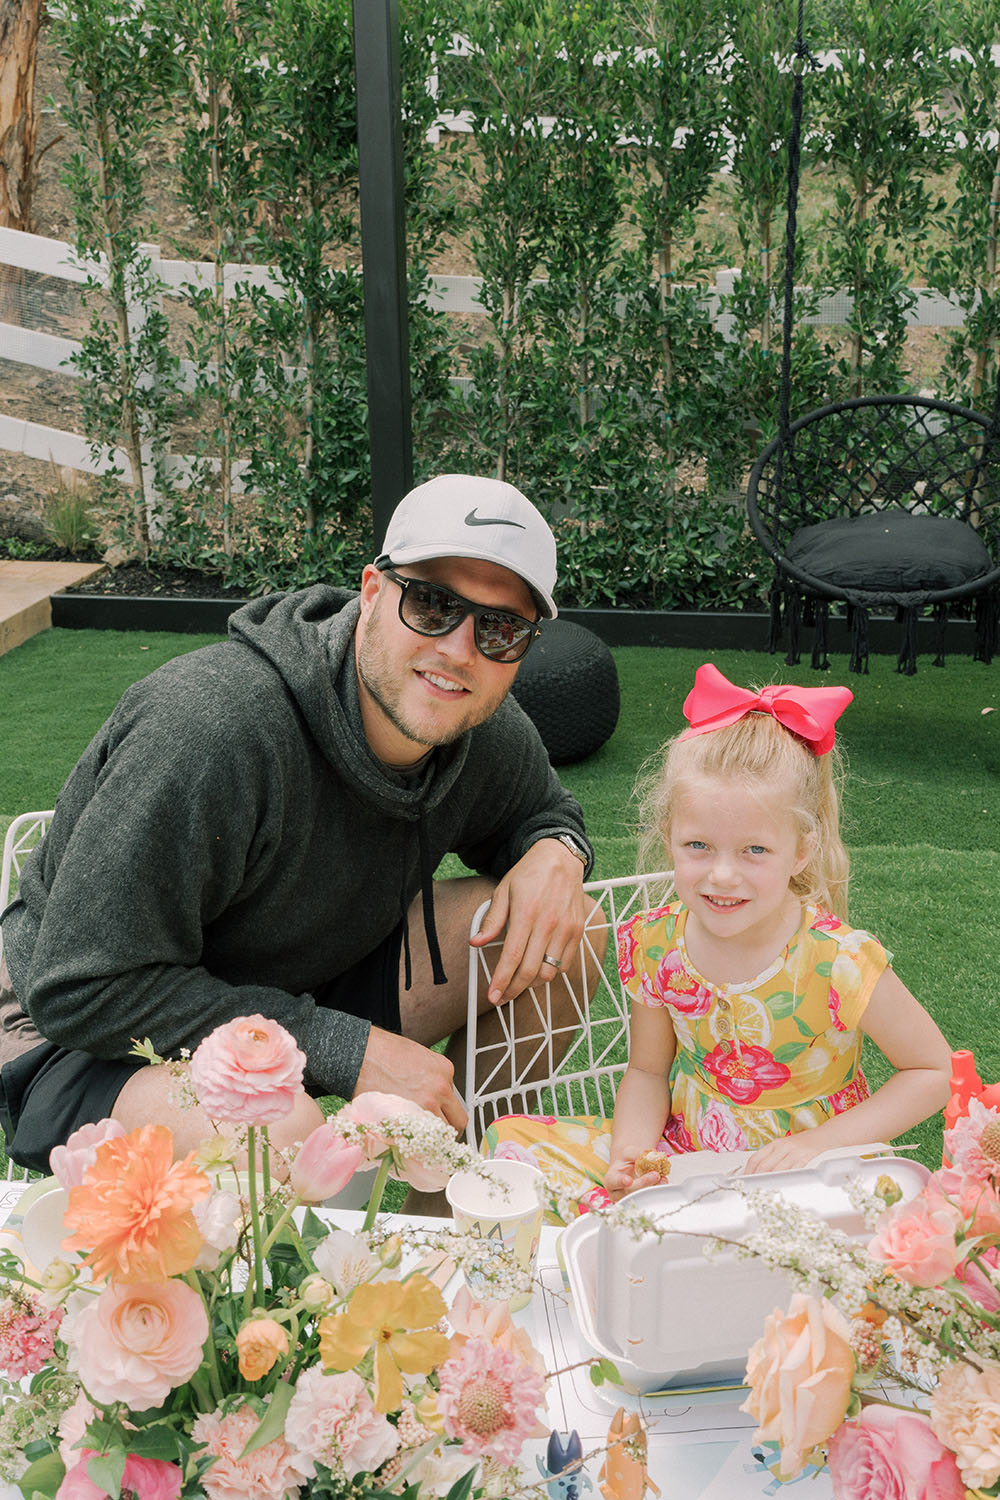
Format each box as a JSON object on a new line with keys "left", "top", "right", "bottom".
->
{"left": 189, "top": 1014, "right": 305, "bottom": 1124}
{"left": 49, "top": 1119, "right": 127, "bottom": 1190}
{"left": 741, "top": 1292, "right": 855, "bottom": 1477}
{"left": 236, "top": 1316, "right": 289, "bottom": 1380}
{"left": 64, "top": 1278, "right": 209, "bottom": 1409}
{"left": 930, "top": 1358, "right": 1000, "bottom": 1491}
{"left": 827, "top": 1405, "right": 964, "bottom": 1500}
{"left": 868, "top": 1196, "right": 963, "bottom": 1288}
{"left": 290, "top": 1122, "right": 364, "bottom": 1202}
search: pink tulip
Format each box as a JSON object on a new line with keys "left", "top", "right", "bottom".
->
{"left": 290, "top": 1123, "right": 364, "bottom": 1203}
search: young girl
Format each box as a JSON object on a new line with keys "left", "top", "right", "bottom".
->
{"left": 484, "top": 663, "right": 952, "bottom": 1213}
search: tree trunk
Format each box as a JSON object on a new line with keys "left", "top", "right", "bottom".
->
{"left": 0, "top": 0, "right": 43, "bottom": 322}
{"left": 0, "top": 0, "right": 42, "bottom": 230}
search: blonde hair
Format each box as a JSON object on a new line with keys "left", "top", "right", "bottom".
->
{"left": 636, "top": 709, "right": 849, "bottom": 919}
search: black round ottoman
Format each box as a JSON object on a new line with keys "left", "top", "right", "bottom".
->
{"left": 511, "top": 619, "right": 620, "bottom": 764}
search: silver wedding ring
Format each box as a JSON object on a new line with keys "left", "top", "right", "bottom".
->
{"left": 543, "top": 953, "right": 562, "bottom": 970}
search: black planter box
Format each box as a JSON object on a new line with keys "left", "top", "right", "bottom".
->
{"left": 50, "top": 591, "right": 978, "bottom": 656}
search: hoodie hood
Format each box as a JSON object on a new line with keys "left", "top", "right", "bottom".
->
{"left": 227, "top": 585, "right": 470, "bottom": 821}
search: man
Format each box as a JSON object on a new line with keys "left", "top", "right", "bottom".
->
{"left": 0, "top": 475, "right": 595, "bottom": 1176}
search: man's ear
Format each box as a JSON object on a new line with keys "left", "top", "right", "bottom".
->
{"left": 358, "top": 564, "right": 384, "bottom": 622}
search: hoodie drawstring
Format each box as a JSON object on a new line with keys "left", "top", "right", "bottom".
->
{"left": 411, "top": 814, "right": 447, "bottom": 987}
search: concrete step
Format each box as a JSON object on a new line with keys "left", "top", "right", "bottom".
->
{"left": 0, "top": 560, "right": 107, "bottom": 656}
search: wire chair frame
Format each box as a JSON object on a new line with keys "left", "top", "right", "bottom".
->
{"left": 463, "top": 871, "right": 673, "bottom": 1148}
{"left": 0, "top": 810, "right": 53, "bottom": 970}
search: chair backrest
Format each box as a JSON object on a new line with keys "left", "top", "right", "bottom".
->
{"left": 463, "top": 871, "right": 673, "bottom": 1148}
{"left": 0, "top": 810, "right": 54, "bottom": 969}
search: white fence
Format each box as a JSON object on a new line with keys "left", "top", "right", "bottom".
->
{"left": 0, "top": 223, "right": 973, "bottom": 504}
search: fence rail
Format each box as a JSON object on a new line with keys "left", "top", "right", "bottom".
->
{"left": 0, "top": 224, "right": 975, "bottom": 501}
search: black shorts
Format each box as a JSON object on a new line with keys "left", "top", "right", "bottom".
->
{"left": 0, "top": 925, "right": 404, "bottom": 1175}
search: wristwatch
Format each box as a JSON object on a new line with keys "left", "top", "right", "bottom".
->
{"left": 553, "top": 832, "right": 589, "bottom": 867}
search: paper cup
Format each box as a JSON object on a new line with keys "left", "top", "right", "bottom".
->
{"left": 446, "top": 1158, "right": 544, "bottom": 1311}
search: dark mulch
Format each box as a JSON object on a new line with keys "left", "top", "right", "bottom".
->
{"left": 72, "top": 562, "right": 248, "bottom": 601}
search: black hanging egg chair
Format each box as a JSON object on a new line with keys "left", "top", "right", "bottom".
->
{"left": 745, "top": 4, "right": 1000, "bottom": 675}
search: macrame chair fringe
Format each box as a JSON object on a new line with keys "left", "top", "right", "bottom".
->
{"left": 975, "top": 588, "right": 999, "bottom": 665}
{"left": 933, "top": 603, "right": 948, "bottom": 668}
{"left": 784, "top": 588, "right": 801, "bottom": 667}
{"left": 896, "top": 605, "right": 919, "bottom": 677}
{"left": 768, "top": 576, "right": 784, "bottom": 654}
{"left": 848, "top": 605, "right": 870, "bottom": 675}
{"left": 810, "top": 599, "right": 830, "bottom": 670}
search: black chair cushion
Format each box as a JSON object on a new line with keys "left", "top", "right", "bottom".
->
{"left": 785, "top": 510, "right": 992, "bottom": 593}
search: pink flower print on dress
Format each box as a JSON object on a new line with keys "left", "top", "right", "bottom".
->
{"left": 824, "top": 1075, "right": 870, "bottom": 1116}
{"left": 655, "top": 948, "right": 713, "bottom": 1017}
{"left": 702, "top": 1041, "right": 791, "bottom": 1104}
{"left": 827, "top": 985, "right": 848, "bottom": 1032}
{"left": 810, "top": 909, "right": 843, "bottom": 934}
{"left": 698, "top": 1100, "right": 749, "bottom": 1154}
{"left": 616, "top": 915, "right": 643, "bottom": 984}
{"left": 661, "top": 1114, "right": 695, "bottom": 1154}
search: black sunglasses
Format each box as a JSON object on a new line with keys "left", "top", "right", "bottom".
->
{"left": 380, "top": 568, "right": 541, "bottom": 663}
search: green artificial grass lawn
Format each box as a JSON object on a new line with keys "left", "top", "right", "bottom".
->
{"left": 3, "top": 627, "right": 999, "bottom": 1174}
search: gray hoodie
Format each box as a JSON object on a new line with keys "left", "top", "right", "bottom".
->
{"left": 0, "top": 587, "right": 592, "bottom": 1097}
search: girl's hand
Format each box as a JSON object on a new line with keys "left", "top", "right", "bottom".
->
{"left": 743, "top": 1134, "right": 823, "bottom": 1175}
{"left": 604, "top": 1155, "right": 664, "bottom": 1200}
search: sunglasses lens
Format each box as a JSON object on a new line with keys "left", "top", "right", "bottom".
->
{"left": 401, "top": 580, "right": 465, "bottom": 635}
{"left": 476, "top": 610, "right": 533, "bottom": 662}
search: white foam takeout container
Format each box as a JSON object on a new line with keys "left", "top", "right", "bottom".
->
{"left": 560, "top": 1152, "right": 928, "bottom": 1393}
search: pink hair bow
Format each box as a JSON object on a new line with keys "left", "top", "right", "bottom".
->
{"left": 680, "top": 663, "right": 853, "bottom": 756}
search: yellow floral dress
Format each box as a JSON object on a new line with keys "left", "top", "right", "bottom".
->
{"left": 483, "top": 902, "right": 889, "bottom": 1219}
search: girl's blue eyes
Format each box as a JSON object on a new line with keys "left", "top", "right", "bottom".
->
{"left": 685, "top": 841, "right": 769, "bottom": 855}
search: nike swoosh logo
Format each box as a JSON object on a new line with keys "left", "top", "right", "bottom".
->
{"left": 465, "top": 509, "right": 526, "bottom": 529}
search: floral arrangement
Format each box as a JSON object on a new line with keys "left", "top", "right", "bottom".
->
{"left": 732, "top": 1100, "right": 1000, "bottom": 1499}
{"left": 0, "top": 1015, "right": 586, "bottom": 1500}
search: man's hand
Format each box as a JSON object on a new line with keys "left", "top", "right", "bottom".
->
{"left": 469, "top": 838, "right": 587, "bottom": 1006}
{"left": 354, "top": 1027, "right": 468, "bottom": 1133}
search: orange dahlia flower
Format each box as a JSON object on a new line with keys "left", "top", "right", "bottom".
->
{"left": 63, "top": 1123, "right": 211, "bottom": 1283}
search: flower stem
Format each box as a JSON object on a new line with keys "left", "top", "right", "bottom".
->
{"left": 363, "top": 1154, "right": 392, "bottom": 1232}
{"left": 246, "top": 1126, "right": 266, "bottom": 1307}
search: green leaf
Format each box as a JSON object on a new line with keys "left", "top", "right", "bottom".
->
{"left": 87, "top": 1449, "right": 126, "bottom": 1500}
{"left": 773, "top": 1041, "right": 809, "bottom": 1062}
{"left": 590, "top": 1355, "right": 622, "bottom": 1386}
{"left": 442, "top": 1468, "right": 478, "bottom": 1500}
{"left": 239, "top": 1379, "right": 294, "bottom": 1459}
{"left": 16, "top": 1449, "right": 65, "bottom": 1500}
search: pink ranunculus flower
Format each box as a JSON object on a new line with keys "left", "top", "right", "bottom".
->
{"left": 49, "top": 1118, "right": 128, "bottom": 1190}
{"left": 56, "top": 1451, "right": 182, "bottom": 1500}
{"left": 189, "top": 1014, "right": 306, "bottom": 1125}
{"left": 698, "top": 1100, "right": 748, "bottom": 1154}
{"left": 703, "top": 1041, "right": 791, "bottom": 1104}
{"left": 928, "top": 1167, "right": 1000, "bottom": 1241}
{"left": 868, "top": 1196, "right": 964, "bottom": 1288}
{"left": 64, "top": 1278, "right": 208, "bottom": 1409}
{"left": 191, "top": 1400, "right": 304, "bottom": 1500}
{"left": 290, "top": 1122, "right": 365, "bottom": 1203}
{"left": 284, "top": 1365, "right": 399, "bottom": 1480}
{"left": 338, "top": 1092, "right": 449, "bottom": 1192}
{"left": 827, "top": 1405, "right": 965, "bottom": 1500}
{"left": 741, "top": 1292, "right": 855, "bottom": 1479}
{"left": 437, "top": 1338, "right": 546, "bottom": 1465}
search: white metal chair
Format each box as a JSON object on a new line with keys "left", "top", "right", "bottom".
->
{"left": 463, "top": 871, "right": 673, "bottom": 1147}
{"left": 1, "top": 810, "right": 54, "bottom": 1181}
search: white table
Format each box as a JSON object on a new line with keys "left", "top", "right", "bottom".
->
{"left": 0, "top": 1185, "right": 830, "bottom": 1499}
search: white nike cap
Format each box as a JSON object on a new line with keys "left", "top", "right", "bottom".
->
{"left": 375, "top": 474, "right": 558, "bottom": 619}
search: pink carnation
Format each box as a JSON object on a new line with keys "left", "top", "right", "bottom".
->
{"left": 50, "top": 1118, "right": 127, "bottom": 1190}
{"left": 0, "top": 1289, "right": 63, "bottom": 1378}
{"left": 189, "top": 1015, "right": 306, "bottom": 1125}
{"left": 284, "top": 1365, "right": 399, "bottom": 1480}
{"left": 437, "top": 1338, "right": 546, "bottom": 1465}
{"left": 56, "top": 1451, "right": 182, "bottom": 1500}
{"left": 868, "top": 1197, "right": 963, "bottom": 1288}
{"left": 191, "top": 1401, "right": 304, "bottom": 1500}
{"left": 828, "top": 1405, "right": 964, "bottom": 1500}
{"left": 64, "top": 1278, "right": 208, "bottom": 1409}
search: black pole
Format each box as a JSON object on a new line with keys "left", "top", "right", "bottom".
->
{"left": 352, "top": 0, "right": 413, "bottom": 549}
